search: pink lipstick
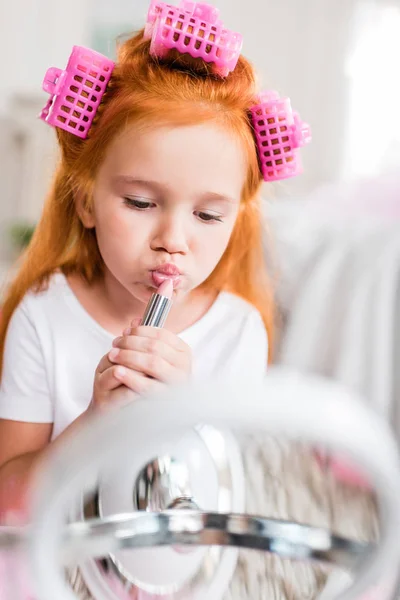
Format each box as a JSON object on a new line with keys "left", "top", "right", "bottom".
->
{"left": 140, "top": 279, "right": 173, "bottom": 328}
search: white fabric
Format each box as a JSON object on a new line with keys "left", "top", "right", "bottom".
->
{"left": 268, "top": 198, "right": 400, "bottom": 437}
{"left": 0, "top": 273, "right": 268, "bottom": 439}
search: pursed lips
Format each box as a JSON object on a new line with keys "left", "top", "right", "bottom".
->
{"left": 150, "top": 264, "right": 182, "bottom": 288}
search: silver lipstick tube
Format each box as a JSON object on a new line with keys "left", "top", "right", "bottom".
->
{"left": 140, "top": 292, "right": 172, "bottom": 328}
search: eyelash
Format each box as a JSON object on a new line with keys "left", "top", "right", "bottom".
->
{"left": 196, "top": 211, "right": 223, "bottom": 223}
{"left": 123, "top": 198, "right": 152, "bottom": 211}
{"left": 123, "top": 198, "right": 223, "bottom": 223}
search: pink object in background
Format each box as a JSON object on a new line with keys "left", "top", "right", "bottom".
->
{"left": 107, "top": 571, "right": 179, "bottom": 600}
{"left": 250, "top": 90, "right": 311, "bottom": 182}
{"left": 315, "top": 451, "right": 371, "bottom": 489}
{"left": 0, "top": 512, "right": 34, "bottom": 600}
{"left": 329, "top": 458, "right": 371, "bottom": 488}
{"left": 40, "top": 46, "right": 115, "bottom": 139}
{"left": 0, "top": 548, "right": 34, "bottom": 600}
{"left": 144, "top": 0, "right": 243, "bottom": 77}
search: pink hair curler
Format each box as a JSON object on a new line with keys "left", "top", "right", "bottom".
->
{"left": 39, "top": 46, "right": 115, "bottom": 139}
{"left": 250, "top": 90, "right": 311, "bottom": 182}
{"left": 144, "top": 0, "right": 243, "bottom": 78}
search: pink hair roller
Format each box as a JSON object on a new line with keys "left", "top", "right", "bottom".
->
{"left": 39, "top": 46, "right": 115, "bottom": 139}
{"left": 250, "top": 90, "right": 311, "bottom": 182}
{"left": 144, "top": 0, "right": 243, "bottom": 78}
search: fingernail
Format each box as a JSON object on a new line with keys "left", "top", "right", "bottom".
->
{"left": 109, "top": 348, "right": 119, "bottom": 361}
{"left": 123, "top": 327, "right": 131, "bottom": 336}
{"left": 112, "top": 336, "right": 122, "bottom": 347}
{"left": 114, "top": 366, "right": 126, "bottom": 379}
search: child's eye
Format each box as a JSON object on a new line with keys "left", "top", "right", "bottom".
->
{"left": 123, "top": 197, "right": 154, "bottom": 210}
{"left": 195, "top": 211, "right": 223, "bottom": 223}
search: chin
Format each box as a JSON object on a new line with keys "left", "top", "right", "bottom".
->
{"left": 172, "top": 284, "right": 193, "bottom": 303}
{"left": 141, "top": 285, "right": 157, "bottom": 300}
{"left": 126, "top": 282, "right": 153, "bottom": 304}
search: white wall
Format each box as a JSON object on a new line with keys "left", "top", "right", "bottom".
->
{"left": 93, "top": 0, "right": 149, "bottom": 27}
{"left": 0, "top": 0, "right": 92, "bottom": 115}
{"left": 0, "top": 0, "right": 93, "bottom": 261}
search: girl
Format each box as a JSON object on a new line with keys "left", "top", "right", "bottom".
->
{"left": 0, "top": 0, "right": 308, "bottom": 516}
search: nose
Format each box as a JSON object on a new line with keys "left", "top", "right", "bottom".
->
{"left": 150, "top": 212, "right": 189, "bottom": 255}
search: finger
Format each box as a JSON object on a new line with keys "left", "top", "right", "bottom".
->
{"left": 130, "top": 317, "right": 142, "bottom": 328}
{"left": 95, "top": 354, "right": 114, "bottom": 376}
{"left": 108, "top": 348, "right": 177, "bottom": 382}
{"left": 124, "top": 317, "right": 141, "bottom": 335}
{"left": 114, "top": 367, "right": 165, "bottom": 396}
{"left": 112, "top": 335, "right": 179, "bottom": 367}
{"left": 124, "top": 325, "right": 188, "bottom": 353}
{"left": 96, "top": 364, "right": 126, "bottom": 392}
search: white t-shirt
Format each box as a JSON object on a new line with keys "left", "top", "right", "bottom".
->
{"left": 0, "top": 273, "right": 268, "bottom": 439}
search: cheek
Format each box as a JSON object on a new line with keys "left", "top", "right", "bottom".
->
{"left": 193, "top": 221, "right": 236, "bottom": 270}
{"left": 93, "top": 205, "right": 146, "bottom": 261}
{"left": 95, "top": 202, "right": 127, "bottom": 234}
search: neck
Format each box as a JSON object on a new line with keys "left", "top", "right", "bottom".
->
{"left": 68, "top": 270, "right": 219, "bottom": 336}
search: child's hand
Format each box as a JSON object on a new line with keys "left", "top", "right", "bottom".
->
{"left": 107, "top": 320, "right": 192, "bottom": 392}
{"left": 90, "top": 353, "right": 141, "bottom": 411}
{"left": 90, "top": 320, "right": 191, "bottom": 411}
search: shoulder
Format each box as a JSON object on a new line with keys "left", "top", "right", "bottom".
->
{"left": 202, "top": 292, "right": 268, "bottom": 377}
{"left": 5, "top": 272, "right": 71, "bottom": 351}
{"left": 22, "top": 271, "right": 69, "bottom": 307}
{"left": 208, "top": 291, "right": 268, "bottom": 358}
{"left": 15, "top": 272, "right": 69, "bottom": 323}
{"left": 216, "top": 292, "right": 266, "bottom": 331}
{"left": 0, "top": 274, "right": 69, "bottom": 424}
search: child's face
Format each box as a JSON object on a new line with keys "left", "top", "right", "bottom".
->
{"left": 88, "top": 122, "right": 246, "bottom": 304}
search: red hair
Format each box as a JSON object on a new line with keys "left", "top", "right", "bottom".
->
{"left": 0, "top": 32, "right": 275, "bottom": 374}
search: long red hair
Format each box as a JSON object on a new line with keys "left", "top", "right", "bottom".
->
{"left": 0, "top": 32, "right": 275, "bottom": 374}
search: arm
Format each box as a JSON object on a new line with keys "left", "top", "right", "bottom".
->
{"left": 0, "top": 298, "right": 53, "bottom": 518}
{"left": 0, "top": 420, "right": 52, "bottom": 517}
{"left": 0, "top": 298, "right": 94, "bottom": 518}
{"left": 0, "top": 412, "right": 93, "bottom": 519}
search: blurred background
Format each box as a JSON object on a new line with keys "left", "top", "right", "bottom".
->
{"left": 0, "top": 0, "right": 399, "bottom": 431}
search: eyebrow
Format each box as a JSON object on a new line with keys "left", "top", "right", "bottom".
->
{"left": 202, "top": 191, "right": 237, "bottom": 204}
{"left": 112, "top": 176, "right": 164, "bottom": 193}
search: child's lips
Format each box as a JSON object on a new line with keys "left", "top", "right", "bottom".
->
{"left": 151, "top": 271, "right": 181, "bottom": 288}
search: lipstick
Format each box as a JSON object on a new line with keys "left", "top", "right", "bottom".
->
{"left": 140, "top": 279, "right": 173, "bottom": 328}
